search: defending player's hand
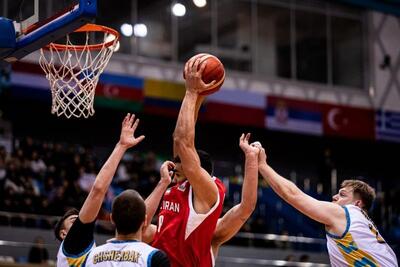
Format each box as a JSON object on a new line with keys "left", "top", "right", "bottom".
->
{"left": 184, "top": 54, "right": 216, "bottom": 94}
{"left": 257, "top": 146, "right": 267, "bottom": 166}
{"left": 239, "top": 133, "right": 260, "bottom": 156}
{"left": 160, "top": 160, "right": 175, "bottom": 185}
{"left": 118, "top": 113, "right": 145, "bottom": 149}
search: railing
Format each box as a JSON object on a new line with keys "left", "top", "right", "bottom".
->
{"left": 217, "top": 257, "right": 329, "bottom": 267}
{"left": 235, "top": 232, "right": 326, "bottom": 245}
{"left": 0, "top": 240, "right": 57, "bottom": 249}
{"left": 0, "top": 211, "right": 330, "bottom": 266}
{"left": 0, "top": 211, "right": 60, "bottom": 222}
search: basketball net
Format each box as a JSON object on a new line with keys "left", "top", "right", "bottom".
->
{"left": 39, "top": 24, "right": 119, "bottom": 118}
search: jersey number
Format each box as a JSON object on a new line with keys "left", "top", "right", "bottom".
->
{"left": 157, "top": 215, "right": 164, "bottom": 233}
{"left": 368, "top": 224, "right": 385, "bottom": 244}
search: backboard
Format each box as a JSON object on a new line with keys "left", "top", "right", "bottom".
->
{"left": 0, "top": 0, "right": 97, "bottom": 63}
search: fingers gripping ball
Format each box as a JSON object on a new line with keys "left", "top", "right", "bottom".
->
{"left": 184, "top": 53, "right": 225, "bottom": 95}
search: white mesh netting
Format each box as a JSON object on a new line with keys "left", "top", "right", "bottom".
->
{"left": 39, "top": 28, "right": 118, "bottom": 118}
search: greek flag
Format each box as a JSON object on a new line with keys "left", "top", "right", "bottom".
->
{"left": 376, "top": 110, "right": 400, "bottom": 143}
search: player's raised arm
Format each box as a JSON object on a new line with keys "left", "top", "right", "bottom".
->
{"left": 142, "top": 160, "right": 174, "bottom": 243}
{"left": 173, "top": 55, "right": 218, "bottom": 212}
{"left": 79, "top": 113, "right": 145, "bottom": 223}
{"left": 257, "top": 145, "right": 346, "bottom": 233}
{"left": 172, "top": 95, "right": 204, "bottom": 158}
{"left": 173, "top": 55, "right": 206, "bottom": 158}
{"left": 212, "top": 133, "right": 259, "bottom": 251}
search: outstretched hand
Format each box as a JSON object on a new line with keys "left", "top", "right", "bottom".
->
{"left": 118, "top": 113, "right": 145, "bottom": 149}
{"left": 251, "top": 142, "right": 267, "bottom": 166}
{"left": 239, "top": 133, "right": 260, "bottom": 156}
{"left": 160, "top": 160, "right": 175, "bottom": 185}
{"left": 184, "top": 54, "right": 216, "bottom": 94}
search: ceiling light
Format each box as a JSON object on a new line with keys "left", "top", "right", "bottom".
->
{"left": 134, "top": 23, "right": 147, "bottom": 38}
{"left": 172, "top": 3, "right": 186, "bottom": 17}
{"left": 120, "top": 23, "right": 133, "bottom": 37}
{"left": 193, "top": 0, "right": 207, "bottom": 8}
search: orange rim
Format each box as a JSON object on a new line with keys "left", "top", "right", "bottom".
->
{"left": 44, "top": 24, "right": 120, "bottom": 51}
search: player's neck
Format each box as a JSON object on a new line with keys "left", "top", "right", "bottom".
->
{"left": 115, "top": 231, "right": 141, "bottom": 241}
{"left": 175, "top": 177, "right": 187, "bottom": 183}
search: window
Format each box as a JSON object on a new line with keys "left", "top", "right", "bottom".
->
{"left": 257, "top": 3, "right": 291, "bottom": 78}
{"left": 217, "top": 0, "right": 252, "bottom": 72}
{"left": 97, "top": 1, "right": 132, "bottom": 54}
{"left": 331, "top": 16, "right": 363, "bottom": 88}
{"left": 177, "top": 1, "right": 212, "bottom": 63}
{"left": 138, "top": 0, "right": 172, "bottom": 60}
{"left": 295, "top": 10, "right": 327, "bottom": 83}
{"left": 87, "top": 0, "right": 367, "bottom": 89}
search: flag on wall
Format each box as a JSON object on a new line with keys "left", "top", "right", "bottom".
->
{"left": 10, "top": 62, "right": 50, "bottom": 100}
{"left": 96, "top": 73, "right": 144, "bottom": 111}
{"left": 266, "top": 96, "right": 323, "bottom": 136}
{"left": 376, "top": 110, "right": 400, "bottom": 142}
{"left": 202, "top": 90, "right": 265, "bottom": 127}
{"left": 322, "top": 105, "right": 375, "bottom": 140}
{"left": 143, "top": 79, "right": 185, "bottom": 117}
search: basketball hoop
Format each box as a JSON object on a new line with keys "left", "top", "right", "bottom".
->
{"left": 39, "top": 24, "right": 119, "bottom": 118}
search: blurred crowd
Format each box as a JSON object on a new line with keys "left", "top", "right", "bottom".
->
{"left": 0, "top": 136, "right": 399, "bottom": 250}
{"left": 0, "top": 137, "right": 161, "bottom": 227}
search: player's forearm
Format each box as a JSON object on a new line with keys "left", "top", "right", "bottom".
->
{"left": 145, "top": 179, "right": 170, "bottom": 225}
{"left": 79, "top": 143, "right": 127, "bottom": 223}
{"left": 142, "top": 224, "right": 157, "bottom": 244}
{"left": 194, "top": 95, "right": 205, "bottom": 122}
{"left": 259, "top": 163, "right": 301, "bottom": 203}
{"left": 92, "top": 143, "right": 127, "bottom": 194}
{"left": 173, "top": 96, "right": 205, "bottom": 157}
{"left": 240, "top": 153, "right": 258, "bottom": 215}
{"left": 174, "top": 91, "right": 198, "bottom": 145}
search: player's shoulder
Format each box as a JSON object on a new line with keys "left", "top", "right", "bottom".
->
{"left": 212, "top": 176, "right": 222, "bottom": 184}
{"left": 149, "top": 250, "right": 170, "bottom": 267}
{"left": 343, "top": 203, "right": 359, "bottom": 211}
{"left": 213, "top": 177, "right": 226, "bottom": 192}
{"left": 58, "top": 241, "right": 94, "bottom": 267}
{"left": 341, "top": 204, "right": 363, "bottom": 218}
{"left": 88, "top": 242, "right": 108, "bottom": 253}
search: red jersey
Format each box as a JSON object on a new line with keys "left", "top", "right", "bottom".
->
{"left": 152, "top": 177, "right": 225, "bottom": 267}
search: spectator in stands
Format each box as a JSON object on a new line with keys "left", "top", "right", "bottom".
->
{"left": 30, "top": 151, "right": 47, "bottom": 175}
{"left": 28, "top": 236, "right": 49, "bottom": 264}
{"left": 78, "top": 166, "right": 96, "bottom": 192}
{"left": 139, "top": 151, "right": 159, "bottom": 196}
{"left": 284, "top": 254, "right": 295, "bottom": 261}
{"left": 299, "top": 254, "right": 310, "bottom": 262}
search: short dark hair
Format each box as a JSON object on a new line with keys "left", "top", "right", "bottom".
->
{"left": 173, "top": 150, "right": 213, "bottom": 175}
{"left": 54, "top": 208, "right": 79, "bottom": 241}
{"left": 341, "top": 179, "right": 376, "bottom": 211}
{"left": 112, "top": 190, "right": 146, "bottom": 235}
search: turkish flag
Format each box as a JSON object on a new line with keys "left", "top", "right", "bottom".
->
{"left": 322, "top": 104, "right": 375, "bottom": 140}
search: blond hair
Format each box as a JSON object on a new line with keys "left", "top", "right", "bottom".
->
{"left": 341, "top": 180, "right": 376, "bottom": 211}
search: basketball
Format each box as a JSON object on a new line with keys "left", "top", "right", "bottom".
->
{"left": 184, "top": 53, "right": 225, "bottom": 95}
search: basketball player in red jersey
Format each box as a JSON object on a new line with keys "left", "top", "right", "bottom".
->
{"left": 143, "top": 133, "right": 260, "bottom": 266}
{"left": 147, "top": 54, "right": 225, "bottom": 267}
